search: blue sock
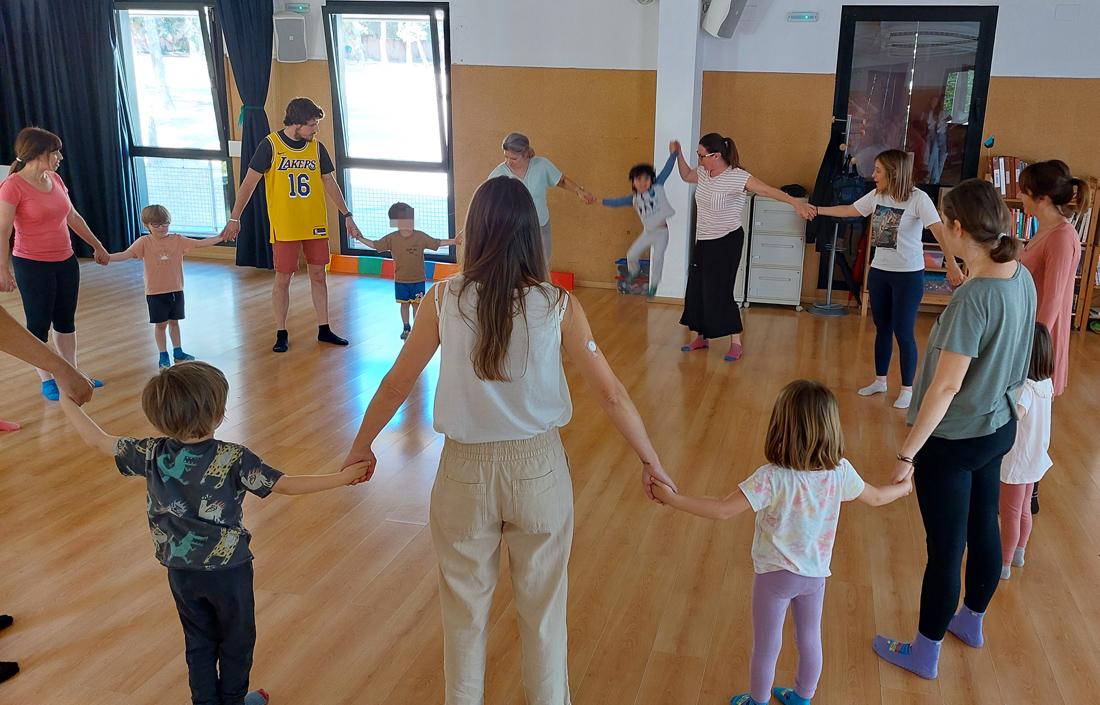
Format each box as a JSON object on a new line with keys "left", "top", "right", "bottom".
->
{"left": 41, "top": 379, "right": 60, "bottom": 401}
{"left": 773, "top": 687, "right": 811, "bottom": 704}
{"left": 947, "top": 606, "right": 985, "bottom": 648}
{"left": 173, "top": 347, "right": 195, "bottom": 361}
{"left": 872, "top": 632, "right": 941, "bottom": 679}
{"left": 159, "top": 352, "right": 171, "bottom": 368}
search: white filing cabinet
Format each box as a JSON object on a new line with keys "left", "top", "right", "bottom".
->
{"left": 745, "top": 196, "right": 806, "bottom": 311}
{"left": 734, "top": 227, "right": 749, "bottom": 305}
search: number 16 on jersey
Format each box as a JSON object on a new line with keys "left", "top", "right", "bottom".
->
{"left": 287, "top": 172, "right": 311, "bottom": 198}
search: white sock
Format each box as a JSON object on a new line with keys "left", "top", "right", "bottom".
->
{"left": 894, "top": 389, "right": 913, "bottom": 409}
{"left": 1012, "top": 547, "right": 1026, "bottom": 567}
{"left": 859, "top": 380, "right": 888, "bottom": 396}
{"left": 1001, "top": 565, "right": 1012, "bottom": 580}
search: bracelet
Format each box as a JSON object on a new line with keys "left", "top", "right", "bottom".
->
{"left": 897, "top": 453, "right": 915, "bottom": 465}
{"left": 228, "top": 218, "right": 240, "bottom": 223}
{"left": 343, "top": 212, "right": 354, "bottom": 218}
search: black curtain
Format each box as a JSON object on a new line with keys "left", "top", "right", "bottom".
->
{"left": 216, "top": 0, "right": 274, "bottom": 269}
{"left": 0, "top": 0, "right": 139, "bottom": 254}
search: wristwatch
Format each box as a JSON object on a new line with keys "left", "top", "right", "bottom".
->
{"left": 343, "top": 212, "right": 354, "bottom": 218}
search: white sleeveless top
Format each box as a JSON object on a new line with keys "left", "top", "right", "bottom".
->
{"left": 433, "top": 275, "right": 573, "bottom": 444}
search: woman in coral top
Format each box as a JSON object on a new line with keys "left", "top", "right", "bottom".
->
{"left": 1017, "top": 159, "right": 1091, "bottom": 512}
{"left": 0, "top": 127, "right": 109, "bottom": 399}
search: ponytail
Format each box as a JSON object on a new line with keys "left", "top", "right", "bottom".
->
{"left": 698, "top": 132, "right": 740, "bottom": 169}
{"left": 1071, "top": 177, "right": 1093, "bottom": 213}
{"left": 941, "top": 178, "right": 1021, "bottom": 263}
{"left": 1019, "top": 160, "right": 1092, "bottom": 217}
{"left": 9, "top": 127, "right": 62, "bottom": 176}
{"left": 989, "top": 234, "right": 1024, "bottom": 263}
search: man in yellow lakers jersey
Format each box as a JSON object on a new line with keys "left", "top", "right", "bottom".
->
{"left": 222, "top": 98, "right": 361, "bottom": 352}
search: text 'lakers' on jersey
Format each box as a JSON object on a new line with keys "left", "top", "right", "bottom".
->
{"left": 263, "top": 132, "right": 329, "bottom": 242}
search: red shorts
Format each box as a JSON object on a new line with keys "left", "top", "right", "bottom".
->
{"left": 272, "top": 238, "right": 330, "bottom": 273}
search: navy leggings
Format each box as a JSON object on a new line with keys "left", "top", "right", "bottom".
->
{"left": 867, "top": 267, "right": 924, "bottom": 386}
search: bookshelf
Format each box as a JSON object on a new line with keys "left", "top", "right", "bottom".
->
{"left": 1071, "top": 180, "right": 1100, "bottom": 330}
{"left": 858, "top": 236, "right": 958, "bottom": 315}
{"left": 1004, "top": 179, "right": 1100, "bottom": 331}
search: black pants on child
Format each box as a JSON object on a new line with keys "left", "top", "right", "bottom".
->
{"left": 913, "top": 419, "right": 1016, "bottom": 640}
{"left": 168, "top": 562, "right": 256, "bottom": 705}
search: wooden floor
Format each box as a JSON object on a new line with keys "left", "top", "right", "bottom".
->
{"left": 2, "top": 260, "right": 1100, "bottom": 705}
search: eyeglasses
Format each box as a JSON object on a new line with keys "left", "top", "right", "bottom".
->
{"left": 148, "top": 222, "right": 170, "bottom": 228}
{"left": 698, "top": 152, "right": 719, "bottom": 159}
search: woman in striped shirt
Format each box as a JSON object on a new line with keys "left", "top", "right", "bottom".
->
{"left": 671, "top": 134, "right": 816, "bottom": 361}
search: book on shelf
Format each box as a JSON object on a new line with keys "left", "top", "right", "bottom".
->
{"left": 1071, "top": 204, "right": 1094, "bottom": 244}
{"left": 987, "top": 155, "right": 1028, "bottom": 198}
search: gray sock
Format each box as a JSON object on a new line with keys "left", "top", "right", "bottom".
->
{"left": 1012, "top": 547, "right": 1026, "bottom": 567}
{"left": 1001, "top": 565, "right": 1012, "bottom": 580}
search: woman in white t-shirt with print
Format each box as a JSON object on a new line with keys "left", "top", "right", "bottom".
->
{"left": 818, "top": 150, "right": 963, "bottom": 409}
{"left": 671, "top": 133, "right": 816, "bottom": 362}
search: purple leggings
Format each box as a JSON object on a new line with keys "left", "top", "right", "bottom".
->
{"left": 750, "top": 570, "right": 826, "bottom": 703}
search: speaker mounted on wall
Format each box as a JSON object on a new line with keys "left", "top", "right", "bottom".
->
{"left": 702, "top": 0, "right": 751, "bottom": 39}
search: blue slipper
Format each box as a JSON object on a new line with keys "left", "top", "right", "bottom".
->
{"left": 42, "top": 379, "right": 60, "bottom": 401}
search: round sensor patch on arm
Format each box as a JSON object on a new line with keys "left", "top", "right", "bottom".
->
{"left": 586, "top": 340, "right": 597, "bottom": 353}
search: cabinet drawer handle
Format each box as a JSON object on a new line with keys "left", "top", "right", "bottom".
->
{"left": 760, "top": 276, "right": 794, "bottom": 282}
{"left": 761, "top": 243, "right": 794, "bottom": 249}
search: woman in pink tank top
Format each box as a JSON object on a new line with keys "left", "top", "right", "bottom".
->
{"left": 0, "top": 127, "right": 109, "bottom": 400}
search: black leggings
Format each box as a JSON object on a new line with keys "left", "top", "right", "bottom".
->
{"left": 914, "top": 418, "right": 1017, "bottom": 640}
{"left": 12, "top": 254, "right": 80, "bottom": 342}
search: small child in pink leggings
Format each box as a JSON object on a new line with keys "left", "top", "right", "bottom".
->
{"left": 652, "top": 380, "right": 913, "bottom": 705}
{"left": 999, "top": 322, "right": 1054, "bottom": 580}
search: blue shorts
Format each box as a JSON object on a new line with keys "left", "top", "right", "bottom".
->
{"left": 395, "top": 281, "right": 426, "bottom": 303}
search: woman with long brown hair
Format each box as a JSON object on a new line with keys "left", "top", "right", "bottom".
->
{"left": 340, "top": 176, "right": 674, "bottom": 703}
{"left": 817, "top": 149, "right": 962, "bottom": 409}
{"left": 0, "top": 127, "right": 109, "bottom": 399}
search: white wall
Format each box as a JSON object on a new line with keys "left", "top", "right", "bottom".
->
{"left": 702, "top": 0, "right": 1100, "bottom": 78}
{"left": 275, "top": 0, "right": 1100, "bottom": 78}
{"left": 273, "top": 0, "right": 660, "bottom": 68}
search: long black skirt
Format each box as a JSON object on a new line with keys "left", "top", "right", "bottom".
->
{"left": 680, "top": 228, "right": 744, "bottom": 339}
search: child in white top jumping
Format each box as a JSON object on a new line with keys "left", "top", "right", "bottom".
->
{"left": 652, "top": 380, "right": 913, "bottom": 705}
{"left": 600, "top": 151, "right": 678, "bottom": 297}
{"left": 998, "top": 321, "right": 1054, "bottom": 580}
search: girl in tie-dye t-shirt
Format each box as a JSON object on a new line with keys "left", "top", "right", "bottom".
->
{"left": 652, "top": 380, "right": 914, "bottom": 705}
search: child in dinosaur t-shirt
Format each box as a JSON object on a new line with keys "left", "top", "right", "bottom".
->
{"left": 59, "top": 361, "right": 370, "bottom": 705}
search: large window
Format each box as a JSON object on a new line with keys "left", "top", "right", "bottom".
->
{"left": 323, "top": 3, "right": 454, "bottom": 260}
{"left": 833, "top": 6, "right": 998, "bottom": 186}
{"left": 115, "top": 3, "right": 232, "bottom": 235}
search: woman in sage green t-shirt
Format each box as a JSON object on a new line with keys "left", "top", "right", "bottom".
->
{"left": 872, "top": 179, "right": 1036, "bottom": 681}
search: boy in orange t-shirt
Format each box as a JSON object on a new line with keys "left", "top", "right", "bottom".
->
{"left": 109, "top": 205, "right": 223, "bottom": 367}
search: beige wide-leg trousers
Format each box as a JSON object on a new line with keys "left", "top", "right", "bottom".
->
{"left": 430, "top": 428, "right": 573, "bottom": 705}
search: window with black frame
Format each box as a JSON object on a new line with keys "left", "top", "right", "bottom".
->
{"left": 323, "top": 3, "right": 455, "bottom": 262}
{"left": 834, "top": 6, "right": 998, "bottom": 187}
{"left": 115, "top": 3, "right": 233, "bottom": 237}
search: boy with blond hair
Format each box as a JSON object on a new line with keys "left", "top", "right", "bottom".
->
{"left": 60, "top": 361, "right": 369, "bottom": 705}
{"left": 109, "top": 205, "right": 223, "bottom": 367}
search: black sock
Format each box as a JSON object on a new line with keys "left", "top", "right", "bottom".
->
{"left": 0, "top": 615, "right": 11, "bottom": 631}
{"left": 273, "top": 329, "right": 289, "bottom": 353}
{"left": 318, "top": 324, "right": 348, "bottom": 346}
{"left": 0, "top": 661, "right": 18, "bottom": 684}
